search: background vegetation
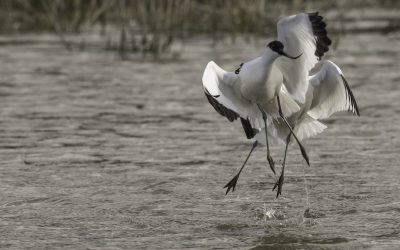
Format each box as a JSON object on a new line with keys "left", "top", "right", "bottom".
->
{"left": 0, "top": 0, "right": 398, "bottom": 58}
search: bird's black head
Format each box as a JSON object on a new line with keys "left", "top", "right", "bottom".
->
{"left": 267, "top": 40, "right": 302, "bottom": 60}
{"left": 267, "top": 40, "right": 284, "bottom": 53}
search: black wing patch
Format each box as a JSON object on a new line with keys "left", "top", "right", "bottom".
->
{"left": 235, "top": 63, "right": 244, "bottom": 74}
{"left": 204, "top": 88, "right": 257, "bottom": 139}
{"left": 308, "top": 12, "right": 332, "bottom": 60}
{"left": 341, "top": 75, "right": 360, "bottom": 116}
{"left": 204, "top": 88, "right": 239, "bottom": 122}
{"left": 240, "top": 118, "right": 257, "bottom": 139}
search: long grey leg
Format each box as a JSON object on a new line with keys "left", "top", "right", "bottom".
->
{"left": 276, "top": 95, "right": 310, "bottom": 166}
{"left": 224, "top": 141, "right": 258, "bottom": 195}
{"left": 282, "top": 133, "right": 291, "bottom": 169}
{"left": 273, "top": 132, "right": 291, "bottom": 197}
{"left": 257, "top": 104, "right": 275, "bottom": 175}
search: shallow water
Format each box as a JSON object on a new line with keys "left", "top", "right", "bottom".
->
{"left": 0, "top": 32, "right": 399, "bottom": 249}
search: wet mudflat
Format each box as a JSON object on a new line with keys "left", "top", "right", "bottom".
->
{"left": 0, "top": 32, "right": 399, "bottom": 249}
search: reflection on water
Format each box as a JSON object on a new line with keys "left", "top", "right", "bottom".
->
{"left": 0, "top": 30, "right": 399, "bottom": 249}
{"left": 250, "top": 234, "right": 352, "bottom": 250}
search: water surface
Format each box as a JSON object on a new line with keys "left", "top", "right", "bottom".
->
{"left": 0, "top": 32, "right": 399, "bottom": 249}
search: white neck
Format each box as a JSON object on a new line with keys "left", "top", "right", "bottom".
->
{"left": 260, "top": 48, "right": 280, "bottom": 66}
{"left": 238, "top": 47, "right": 282, "bottom": 102}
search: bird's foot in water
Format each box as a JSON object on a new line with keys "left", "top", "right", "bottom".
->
{"left": 267, "top": 155, "right": 275, "bottom": 175}
{"left": 224, "top": 174, "right": 240, "bottom": 195}
{"left": 272, "top": 171, "right": 285, "bottom": 198}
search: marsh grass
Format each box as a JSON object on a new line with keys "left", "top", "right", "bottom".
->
{"left": 0, "top": 0, "right": 398, "bottom": 58}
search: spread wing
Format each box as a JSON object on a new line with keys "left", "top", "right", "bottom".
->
{"left": 294, "top": 115, "right": 327, "bottom": 141}
{"left": 307, "top": 60, "right": 360, "bottom": 120}
{"left": 202, "top": 61, "right": 264, "bottom": 139}
{"left": 275, "top": 12, "right": 332, "bottom": 103}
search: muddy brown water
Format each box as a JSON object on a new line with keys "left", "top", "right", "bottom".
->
{"left": 0, "top": 32, "right": 399, "bottom": 249}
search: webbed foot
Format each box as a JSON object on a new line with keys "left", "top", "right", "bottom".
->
{"left": 224, "top": 174, "right": 240, "bottom": 195}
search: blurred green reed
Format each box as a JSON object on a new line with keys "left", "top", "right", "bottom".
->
{"left": 0, "top": 0, "right": 397, "bottom": 58}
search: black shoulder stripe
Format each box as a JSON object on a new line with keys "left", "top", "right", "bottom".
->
{"left": 235, "top": 63, "right": 244, "bottom": 74}
{"left": 341, "top": 75, "right": 360, "bottom": 116}
{"left": 204, "top": 88, "right": 239, "bottom": 122}
{"left": 240, "top": 118, "right": 257, "bottom": 139}
{"left": 308, "top": 12, "right": 332, "bottom": 60}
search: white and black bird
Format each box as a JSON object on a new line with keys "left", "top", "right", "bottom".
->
{"left": 262, "top": 60, "right": 360, "bottom": 196}
{"left": 202, "top": 12, "right": 357, "bottom": 196}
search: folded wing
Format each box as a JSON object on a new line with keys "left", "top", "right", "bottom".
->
{"left": 307, "top": 60, "right": 360, "bottom": 120}
{"left": 275, "top": 12, "right": 332, "bottom": 103}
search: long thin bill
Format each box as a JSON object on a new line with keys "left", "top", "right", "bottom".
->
{"left": 280, "top": 51, "right": 302, "bottom": 59}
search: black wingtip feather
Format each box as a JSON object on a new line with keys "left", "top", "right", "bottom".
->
{"left": 340, "top": 75, "right": 360, "bottom": 116}
{"left": 240, "top": 118, "right": 256, "bottom": 139}
{"left": 308, "top": 12, "right": 331, "bottom": 60}
{"left": 314, "top": 21, "right": 326, "bottom": 29}
{"left": 204, "top": 88, "right": 259, "bottom": 140}
{"left": 204, "top": 88, "right": 239, "bottom": 122}
{"left": 318, "top": 36, "right": 332, "bottom": 46}
{"left": 311, "top": 15, "right": 323, "bottom": 23}
{"left": 313, "top": 29, "right": 327, "bottom": 36}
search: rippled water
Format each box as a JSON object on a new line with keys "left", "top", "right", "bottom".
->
{"left": 0, "top": 32, "right": 399, "bottom": 249}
